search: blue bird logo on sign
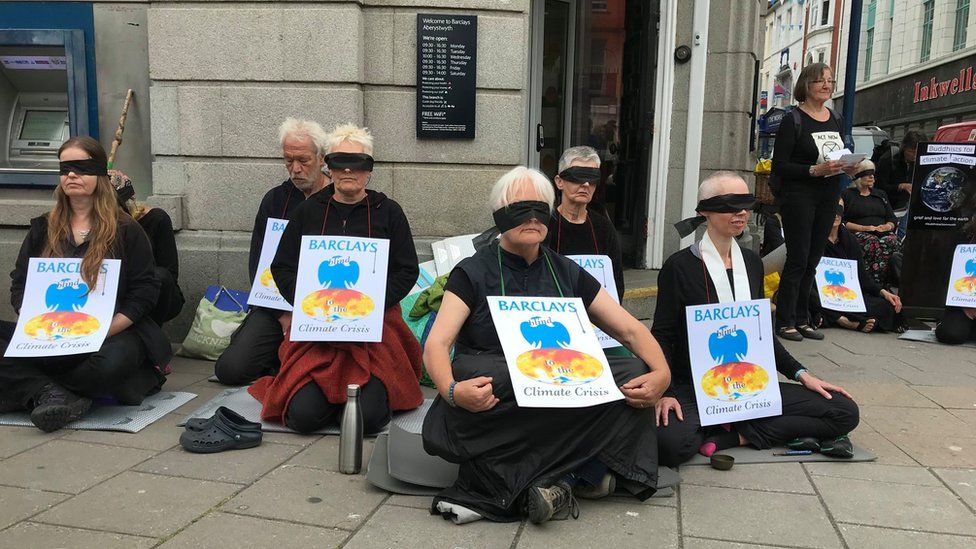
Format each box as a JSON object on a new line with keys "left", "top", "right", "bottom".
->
{"left": 966, "top": 258, "right": 976, "bottom": 277}
{"left": 318, "top": 256, "right": 360, "bottom": 289}
{"left": 520, "top": 316, "right": 571, "bottom": 349}
{"left": 824, "top": 269, "right": 845, "bottom": 286}
{"left": 45, "top": 279, "right": 89, "bottom": 312}
{"left": 708, "top": 325, "right": 748, "bottom": 364}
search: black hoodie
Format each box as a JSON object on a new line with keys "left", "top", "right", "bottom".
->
{"left": 270, "top": 184, "right": 419, "bottom": 309}
{"left": 248, "top": 179, "right": 305, "bottom": 282}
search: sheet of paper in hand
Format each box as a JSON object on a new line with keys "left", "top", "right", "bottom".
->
{"left": 815, "top": 257, "right": 867, "bottom": 313}
{"left": 247, "top": 218, "right": 292, "bottom": 311}
{"left": 945, "top": 244, "right": 976, "bottom": 307}
{"left": 567, "top": 254, "right": 620, "bottom": 348}
{"left": 824, "top": 148, "right": 867, "bottom": 166}
{"left": 290, "top": 236, "right": 390, "bottom": 342}
{"left": 487, "top": 296, "right": 623, "bottom": 408}
{"left": 684, "top": 299, "right": 781, "bottom": 426}
{"left": 5, "top": 258, "right": 121, "bottom": 357}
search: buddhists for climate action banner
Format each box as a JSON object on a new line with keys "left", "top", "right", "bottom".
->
{"left": 5, "top": 258, "right": 121, "bottom": 357}
{"left": 814, "top": 257, "right": 867, "bottom": 313}
{"left": 487, "top": 296, "right": 623, "bottom": 408}
{"left": 945, "top": 244, "right": 976, "bottom": 307}
{"left": 247, "top": 218, "right": 292, "bottom": 311}
{"left": 291, "top": 236, "right": 390, "bottom": 343}
{"left": 567, "top": 254, "right": 620, "bottom": 348}
{"left": 685, "top": 299, "right": 782, "bottom": 426}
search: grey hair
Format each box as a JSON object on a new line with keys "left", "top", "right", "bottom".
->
{"left": 697, "top": 171, "right": 747, "bottom": 202}
{"left": 279, "top": 118, "right": 329, "bottom": 156}
{"left": 557, "top": 146, "right": 601, "bottom": 173}
{"left": 488, "top": 166, "right": 555, "bottom": 211}
{"left": 326, "top": 123, "right": 375, "bottom": 155}
{"left": 853, "top": 159, "right": 875, "bottom": 181}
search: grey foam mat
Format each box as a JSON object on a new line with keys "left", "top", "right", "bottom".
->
{"left": 681, "top": 444, "right": 876, "bottom": 466}
{"left": 0, "top": 391, "right": 196, "bottom": 433}
{"left": 183, "top": 386, "right": 415, "bottom": 435}
{"left": 899, "top": 328, "right": 976, "bottom": 348}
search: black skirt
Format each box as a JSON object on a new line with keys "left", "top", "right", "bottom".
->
{"left": 422, "top": 354, "right": 658, "bottom": 522}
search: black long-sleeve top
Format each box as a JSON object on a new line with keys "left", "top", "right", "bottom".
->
{"left": 840, "top": 187, "right": 896, "bottom": 229}
{"left": 271, "top": 185, "right": 419, "bottom": 309}
{"left": 10, "top": 214, "right": 160, "bottom": 323}
{"left": 772, "top": 108, "right": 844, "bottom": 190}
{"left": 823, "top": 226, "right": 881, "bottom": 297}
{"left": 874, "top": 148, "right": 912, "bottom": 210}
{"left": 652, "top": 246, "right": 803, "bottom": 387}
{"left": 545, "top": 208, "right": 625, "bottom": 297}
{"left": 138, "top": 208, "right": 180, "bottom": 281}
{"left": 249, "top": 179, "right": 306, "bottom": 282}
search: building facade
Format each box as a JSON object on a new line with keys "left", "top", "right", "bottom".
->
{"left": 0, "top": 1, "right": 763, "bottom": 337}
{"left": 836, "top": 0, "right": 976, "bottom": 142}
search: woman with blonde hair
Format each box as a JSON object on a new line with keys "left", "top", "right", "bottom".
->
{"left": 0, "top": 136, "right": 169, "bottom": 432}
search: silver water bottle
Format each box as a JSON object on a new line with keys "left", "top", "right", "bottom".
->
{"left": 339, "top": 384, "right": 363, "bottom": 474}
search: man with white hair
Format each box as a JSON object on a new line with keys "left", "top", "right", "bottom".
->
{"left": 214, "top": 118, "right": 330, "bottom": 385}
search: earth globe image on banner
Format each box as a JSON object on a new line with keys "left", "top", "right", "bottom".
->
{"left": 921, "top": 166, "right": 967, "bottom": 213}
{"left": 26, "top": 278, "right": 100, "bottom": 341}
{"left": 515, "top": 316, "right": 604, "bottom": 385}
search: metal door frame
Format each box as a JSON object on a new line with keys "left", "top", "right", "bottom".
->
{"left": 526, "top": 0, "right": 578, "bottom": 168}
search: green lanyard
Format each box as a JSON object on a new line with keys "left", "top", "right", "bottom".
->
{"left": 496, "top": 243, "right": 564, "bottom": 298}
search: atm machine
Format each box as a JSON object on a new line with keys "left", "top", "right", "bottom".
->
{"left": 0, "top": 29, "right": 91, "bottom": 186}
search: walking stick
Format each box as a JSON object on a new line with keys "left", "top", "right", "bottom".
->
{"left": 107, "top": 89, "right": 134, "bottom": 169}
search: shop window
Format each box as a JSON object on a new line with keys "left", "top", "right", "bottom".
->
{"left": 954, "top": 0, "right": 970, "bottom": 51}
{"left": 921, "top": 0, "right": 935, "bottom": 62}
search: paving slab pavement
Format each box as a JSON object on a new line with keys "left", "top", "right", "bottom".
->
{"left": 0, "top": 329, "right": 973, "bottom": 547}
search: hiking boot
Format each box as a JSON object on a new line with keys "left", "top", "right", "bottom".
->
{"left": 29, "top": 383, "right": 91, "bottom": 433}
{"left": 525, "top": 480, "right": 579, "bottom": 524}
{"left": 819, "top": 435, "right": 855, "bottom": 458}
{"left": 574, "top": 472, "right": 616, "bottom": 500}
{"left": 786, "top": 437, "right": 821, "bottom": 452}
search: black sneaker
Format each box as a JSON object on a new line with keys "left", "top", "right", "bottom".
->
{"left": 29, "top": 383, "right": 91, "bottom": 433}
{"left": 525, "top": 480, "right": 580, "bottom": 524}
{"left": 786, "top": 437, "right": 821, "bottom": 451}
{"left": 819, "top": 435, "right": 855, "bottom": 458}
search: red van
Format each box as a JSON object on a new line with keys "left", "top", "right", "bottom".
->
{"left": 934, "top": 121, "right": 976, "bottom": 142}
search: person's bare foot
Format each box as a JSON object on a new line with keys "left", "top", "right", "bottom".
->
{"left": 837, "top": 316, "right": 876, "bottom": 332}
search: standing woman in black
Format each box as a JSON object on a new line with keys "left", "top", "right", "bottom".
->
{"left": 772, "top": 63, "right": 857, "bottom": 341}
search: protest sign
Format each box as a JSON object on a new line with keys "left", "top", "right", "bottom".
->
{"left": 684, "top": 299, "right": 782, "bottom": 426}
{"left": 5, "top": 258, "right": 121, "bottom": 357}
{"left": 815, "top": 257, "right": 867, "bottom": 313}
{"left": 487, "top": 296, "right": 623, "bottom": 408}
{"left": 290, "top": 236, "right": 390, "bottom": 342}
{"left": 567, "top": 254, "right": 621, "bottom": 348}
{"left": 247, "top": 218, "right": 291, "bottom": 311}
{"left": 945, "top": 244, "right": 976, "bottom": 307}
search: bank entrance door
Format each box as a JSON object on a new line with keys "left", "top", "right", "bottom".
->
{"left": 528, "top": 0, "right": 657, "bottom": 265}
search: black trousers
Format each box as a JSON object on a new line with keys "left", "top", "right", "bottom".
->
{"left": 213, "top": 307, "right": 283, "bottom": 385}
{"left": 150, "top": 267, "right": 185, "bottom": 326}
{"left": 777, "top": 183, "right": 840, "bottom": 328}
{"left": 284, "top": 376, "right": 390, "bottom": 434}
{"left": 657, "top": 383, "right": 859, "bottom": 467}
{"left": 935, "top": 307, "right": 976, "bottom": 345}
{"left": 0, "top": 329, "right": 162, "bottom": 408}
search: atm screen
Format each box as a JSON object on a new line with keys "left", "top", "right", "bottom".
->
{"left": 19, "top": 110, "right": 68, "bottom": 141}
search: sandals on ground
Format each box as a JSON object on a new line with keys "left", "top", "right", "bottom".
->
{"left": 796, "top": 324, "right": 825, "bottom": 340}
{"left": 776, "top": 327, "right": 803, "bottom": 341}
{"left": 180, "top": 406, "right": 262, "bottom": 453}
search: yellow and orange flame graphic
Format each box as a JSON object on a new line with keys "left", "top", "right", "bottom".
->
{"left": 952, "top": 276, "right": 976, "bottom": 296}
{"left": 516, "top": 348, "right": 604, "bottom": 385}
{"left": 700, "top": 362, "right": 768, "bottom": 401}
{"left": 24, "top": 311, "right": 100, "bottom": 341}
{"left": 301, "top": 288, "right": 375, "bottom": 322}
{"left": 821, "top": 284, "right": 857, "bottom": 301}
{"left": 260, "top": 267, "right": 278, "bottom": 290}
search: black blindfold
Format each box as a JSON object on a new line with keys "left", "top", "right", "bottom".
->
{"left": 60, "top": 159, "right": 108, "bottom": 176}
{"left": 558, "top": 166, "right": 601, "bottom": 184}
{"left": 493, "top": 200, "right": 550, "bottom": 233}
{"left": 674, "top": 193, "right": 756, "bottom": 238}
{"left": 854, "top": 168, "right": 875, "bottom": 180}
{"left": 325, "top": 152, "right": 374, "bottom": 172}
